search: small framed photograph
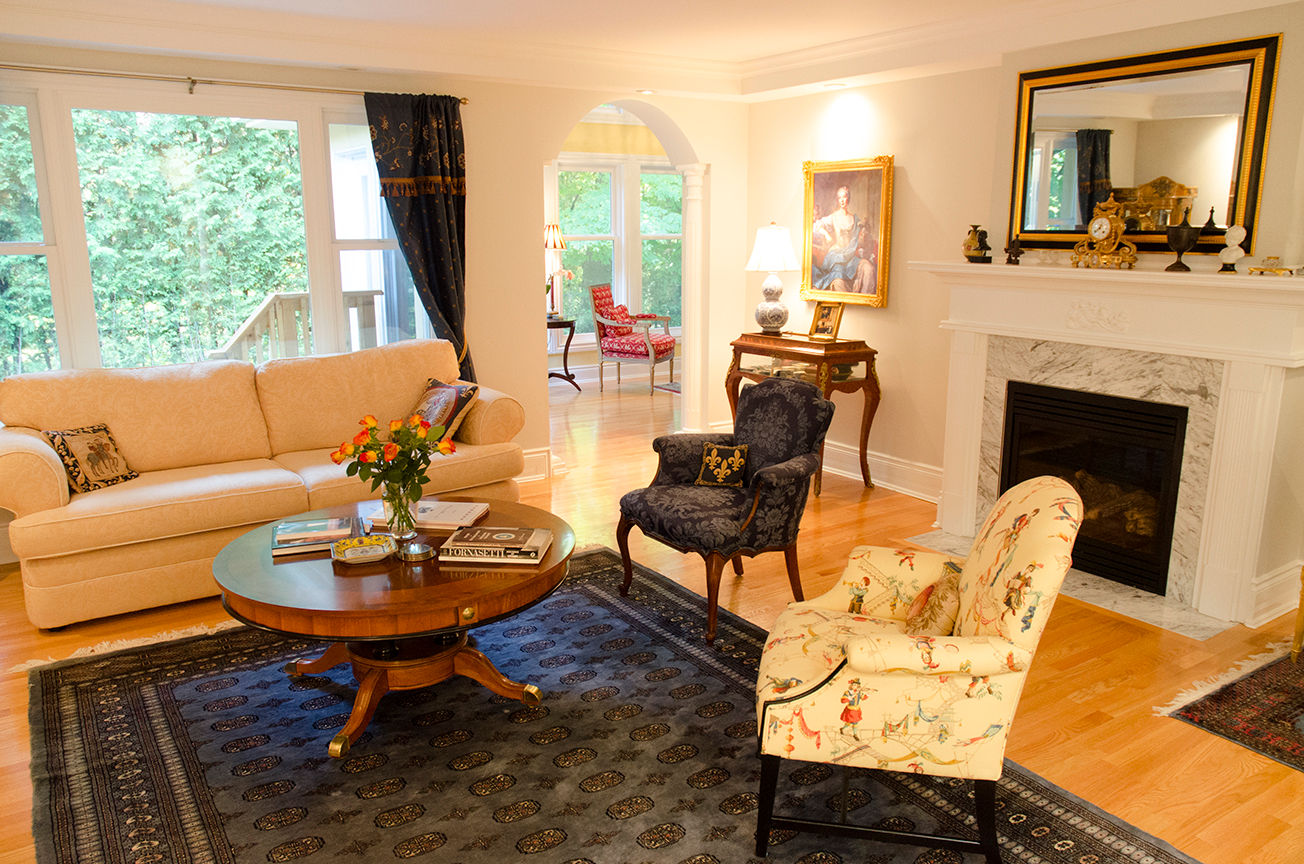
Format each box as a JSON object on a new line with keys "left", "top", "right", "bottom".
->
{"left": 800, "top": 155, "right": 894, "bottom": 307}
{"left": 808, "top": 301, "right": 844, "bottom": 340}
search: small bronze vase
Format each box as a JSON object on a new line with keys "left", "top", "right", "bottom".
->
{"left": 1165, "top": 209, "right": 1201, "bottom": 272}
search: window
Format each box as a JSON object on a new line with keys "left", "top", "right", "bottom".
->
{"left": 71, "top": 109, "right": 310, "bottom": 367}
{"left": 549, "top": 161, "right": 682, "bottom": 339}
{"left": 328, "top": 122, "right": 429, "bottom": 349}
{"left": 1023, "top": 131, "right": 1079, "bottom": 230}
{"left": 1, "top": 70, "right": 444, "bottom": 372}
{"left": 0, "top": 99, "right": 59, "bottom": 375}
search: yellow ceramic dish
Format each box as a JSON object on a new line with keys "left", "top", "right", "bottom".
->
{"left": 332, "top": 534, "right": 397, "bottom": 564}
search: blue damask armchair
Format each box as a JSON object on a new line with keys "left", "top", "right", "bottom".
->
{"left": 616, "top": 377, "right": 834, "bottom": 644}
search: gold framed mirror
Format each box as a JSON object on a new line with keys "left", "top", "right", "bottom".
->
{"left": 1009, "top": 35, "right": 1280, "bottom": 254}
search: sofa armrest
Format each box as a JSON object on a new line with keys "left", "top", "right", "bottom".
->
{"left": 0, "top": 426, "right": 70, "bottom": 517}
{"left": 454, "top": 386, "right": 525, "bottom": 445}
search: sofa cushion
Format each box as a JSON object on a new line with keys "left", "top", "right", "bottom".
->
{"left": 453, "top": 386, "right": 525, "bottom": 445}
{"left": 256, "top": 339, "right": 461, "bottom": 455}
{"left": 8, "top": 459, "right": 309, "bottom": 559}
{"left": 412, "top": 378, "right": 479, "bottom": 441}
{"left": 0, "top": 360, "right": 270, "bottom": 472}
{"left": 275, "top": 443, "right": 525, "bottom": 509}
{"left": 43, "top": 423, "right": 139, "bottom": 492}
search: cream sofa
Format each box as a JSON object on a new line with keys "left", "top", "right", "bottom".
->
{"left": 0, "top": 339, "right": 525, "bottom": 629}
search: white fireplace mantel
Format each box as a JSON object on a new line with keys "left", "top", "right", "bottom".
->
{"left": 913, "top": 260, "right": 1304, "bottom": 627}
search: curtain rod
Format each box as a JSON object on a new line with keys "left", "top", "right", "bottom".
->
{"left": 0, "top": 62, "right": 469, "bottom": 103}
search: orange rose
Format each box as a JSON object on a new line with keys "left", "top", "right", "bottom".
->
{"left": 416, "top": 426, "right": 428, "bottom": 439}
{"left": 359, "top": 451, "right": 377, "bottom": 463}
{"left": 353, "top": 429, "right": 371, "bottom": 446}
{"left": 408, "top": 414, "right": 423, "bottom": 427}
{"left": 383, "top": 442, "right": 399, "bottom": 461}
{"left": 389, "top": 419, "right": 403, "bottom": 433}
{"left": 329, "top": 449, "right": 346, "bottom": 464}
{"left": 342, "top": 443, "right": 356, "bottom": 456}
{"left": 360, "top": 415, "right": 378, "bottom": 428}
{"left": 437, "top": 438, "right": 456, "bottom": 456}
{"left": 419, "top": 419, "right": 432, "bottom": 430}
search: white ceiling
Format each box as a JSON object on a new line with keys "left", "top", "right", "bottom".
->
{"left": 0, "top": 0, "right": 1285, "bottom": 98}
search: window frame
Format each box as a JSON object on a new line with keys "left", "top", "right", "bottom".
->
{"left": 546, "top": 154, "right": 682, "bottom": 350}
{"left": 1, "top": 69, "right": 381, "bottom": 370}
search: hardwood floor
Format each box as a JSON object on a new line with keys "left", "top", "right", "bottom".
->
{"left": 1, "top": 379, "right": 1299, "bottom": 863}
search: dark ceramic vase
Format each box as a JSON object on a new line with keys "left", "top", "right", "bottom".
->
{"left": 1165, "top": 209, "right": 1201, "bottom": 272}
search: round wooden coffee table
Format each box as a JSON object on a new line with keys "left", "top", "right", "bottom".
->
{"left": 213, "top": 499, "right": 574, "bottom": 757}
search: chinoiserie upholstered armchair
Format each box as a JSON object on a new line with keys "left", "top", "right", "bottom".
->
{"left": 754, "top": 475, "right": 1084, "bottom": 861}
{"left": 587, "top": 283, "right": 676, "bottom": 393}
{"left": 617, "top": 377, "right": 834, "bottom": 644}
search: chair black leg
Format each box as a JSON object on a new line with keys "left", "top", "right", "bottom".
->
{"left": 975, "top": 778, "right": 1002, "bottom": 863}
{"left": 755, "top": 753, "right": 781, "bottom": 857}
{"left": 616, "top": 516, "right": 636, "bottom": 597}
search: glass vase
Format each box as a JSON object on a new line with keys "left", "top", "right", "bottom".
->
{"left": 382, "top": 484, "right": 418, "bottom": 541}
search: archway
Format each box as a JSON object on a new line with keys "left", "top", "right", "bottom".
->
{"left": 544, "top": 100, "right": 707, "bottom": 432}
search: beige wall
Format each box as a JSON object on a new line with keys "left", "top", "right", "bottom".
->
{"left": 747, "top": 71, "right": 1001, "bottom": 493}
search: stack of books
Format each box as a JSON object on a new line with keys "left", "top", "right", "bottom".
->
{"left": 271, "top": 516, "right": 357, "bottom": 556}
{"left": 438, "top": 526, "right": 554, "bottom": 564}
{"left": 362, "top": 500, "right": 490, "bottom": 533}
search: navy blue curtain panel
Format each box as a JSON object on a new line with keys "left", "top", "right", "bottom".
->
{"left": 364, "top": 93, "right": 474, "bottom": 381}
{"left": 1075, "top": 128, "right": 1112, "bottom": 229}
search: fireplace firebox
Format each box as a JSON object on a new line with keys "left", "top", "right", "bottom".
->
{"left": 1000, "top": 381, "right": 1187, "bottom": 595}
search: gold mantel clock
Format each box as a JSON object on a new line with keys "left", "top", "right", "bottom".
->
{"left": 1071, "top": 195, "right": 1137, "bottom": 269}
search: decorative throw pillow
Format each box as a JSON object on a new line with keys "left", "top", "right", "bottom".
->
{"left": 42, "top": 423, "right": 139, "bottom": 493}
{"left": 905, "top": 562, "right": 963, "bottom": 635}
{"left": 412, "top": 378, "right": 479, "bottom": 441}
{"left": 695, "top": 442, "right": 748, "bottom": 487}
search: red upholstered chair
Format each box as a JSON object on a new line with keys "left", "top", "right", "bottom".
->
{"left": 587, "top": 284, "right": 675, "bottom": 394}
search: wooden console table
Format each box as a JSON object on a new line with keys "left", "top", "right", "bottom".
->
{"left": 725, "top": 332, "right": 880, "bottom": 495}
{"left": 546, "top": 316, "right": 581, "bottom": 391}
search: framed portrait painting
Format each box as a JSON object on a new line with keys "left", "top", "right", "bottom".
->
{"left": 799, "top": 155, "right": 893, "bottom": 308}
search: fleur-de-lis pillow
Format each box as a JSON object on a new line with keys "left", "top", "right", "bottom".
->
{"left": 695, "top": 442, "right": 748, "bottom": 487}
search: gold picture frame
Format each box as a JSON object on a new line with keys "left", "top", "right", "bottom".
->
{"left": 808, "top": 301, "right": 844, "bottom": 340}
{"left": 800, "top": 155, "right": 893, "bottom": 307}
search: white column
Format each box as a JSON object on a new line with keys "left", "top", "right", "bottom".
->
{"left": 1195, "top": 360, "right": 1282, "bottom": 622}
{"left": 679, "top": 163, "right": 708, "bottom": 432}
{"left": 938, "top": 329, "right": 987, "bottom": 535}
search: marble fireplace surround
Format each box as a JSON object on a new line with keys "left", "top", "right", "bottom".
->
{"left": 915, "top": 261, "right": 1304, "bottom": 628}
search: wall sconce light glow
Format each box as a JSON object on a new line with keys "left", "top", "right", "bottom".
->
{"left": 816, "top": 92, "right": 876, "bottom": 161}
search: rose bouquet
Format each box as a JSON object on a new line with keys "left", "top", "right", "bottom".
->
{"left": 330, "top": 414, "right": 455, "bottom": 538}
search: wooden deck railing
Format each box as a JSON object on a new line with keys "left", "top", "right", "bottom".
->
{"left": 207, "top": 289, "right": 385, "bottom": 362}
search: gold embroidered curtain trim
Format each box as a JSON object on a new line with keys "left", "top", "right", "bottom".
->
{"left": 380, "top": 176, "right": 467, "bottom": 197}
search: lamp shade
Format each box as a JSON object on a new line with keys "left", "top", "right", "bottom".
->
{"left": 745, "top": 222, "right": 799, "bottom": 272}
{"left": 543, "top": 222, "right": 567, "bottom": 251}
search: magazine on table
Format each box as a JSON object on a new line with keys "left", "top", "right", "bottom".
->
{"left": 363, "top": 499, "right": 491, "bottom": 532}
{"left": 438, "top": 526, "right": 554, "bottom": 563}
{"left": 271, "top": 517, "right": 358, "bottom": 556}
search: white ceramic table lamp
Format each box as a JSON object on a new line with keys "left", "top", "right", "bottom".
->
{"left": 745, "top": 222, "right": 799, "bottom": 333}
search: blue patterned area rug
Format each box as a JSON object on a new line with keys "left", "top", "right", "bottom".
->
{"left": 30, "top": 549, "right": 1202, "bottom": 863}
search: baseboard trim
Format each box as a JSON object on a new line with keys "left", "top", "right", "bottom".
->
{"left": 821, "top": 440, "right": 942, "bottom": 502}
{"left": 1248, "top": 560, "right": 1300, "bottom": 628}
{"left": 518, "top": 447, "right": 553, "bottom": 483}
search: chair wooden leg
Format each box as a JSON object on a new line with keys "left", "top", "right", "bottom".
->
{"left": 597, "top": 360, "right": 604, "bottom": 392}
{"left": 669, "top": 356, "right": 674, "bottom": 382}
{"left": 755, "top": 753, "right": 781, "bottom": 857}
{"left": 616, "top": 516, "right": 636, "bottom": 597}
{"left": 649, "top": 359, "right": 655, "bottom": 394}
{"left": 975, "top": 778, "right": 1002, "bottom": 863}
{"left": 703, "top": 552, "right": 728, "bottom": 645}
{"left": 731, "top": 554, "right": 744, "bottom": 575}
{"left": 783, "top": 544, "right": 804, "bottom": 602}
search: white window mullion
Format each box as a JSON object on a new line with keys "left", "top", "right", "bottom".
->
{"left": 36, "top": 88, "right": 100, "bottom": 369}
{"left": 300, "top": 107, "right": 345, "bottom": 355}
{"left": 620, "top": 161, "right": 641, "bottom": 314}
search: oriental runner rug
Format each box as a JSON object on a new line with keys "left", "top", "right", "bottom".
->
{"left": 31, "top": 549, "right": 1203, "bottom": 863}
{"left": 1166, "top": 648, "right": 1304, "bottom": 772}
